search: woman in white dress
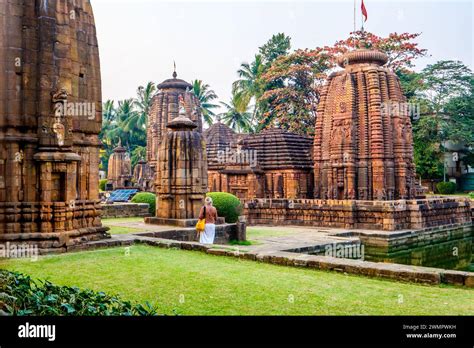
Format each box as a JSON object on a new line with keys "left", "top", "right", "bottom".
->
{"left": 198, "top": 197, "right": 218, "bottom": 244}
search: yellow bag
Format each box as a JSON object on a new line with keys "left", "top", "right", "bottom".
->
{"left": 196, "top": 219, "right": 206, "bottom": 233}
{"left": 196, "top": 206, "right": 206, "bottom": 233}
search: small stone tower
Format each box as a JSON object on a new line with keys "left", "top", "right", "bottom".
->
{"left": 313, "top": 48, "right": 417, "bottom": 200}
{"left": 154, "top": 98, "right": 208, "bottom": 222}
{"left": 107, "top": 140, "right": 132, "bottom": 190}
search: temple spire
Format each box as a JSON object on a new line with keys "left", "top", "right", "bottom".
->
{"left": 173, "top": 61, "right": 177, "bottom": 79}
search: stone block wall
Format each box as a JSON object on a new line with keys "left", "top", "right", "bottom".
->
{"left": 101, "top": 203, "right": 150, "bottom": 219}
{"left": 244, "top": 197, "right": 472, "bottom": 231}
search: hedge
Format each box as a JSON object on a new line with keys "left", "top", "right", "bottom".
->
{"left": 206, "top": 192, "right": 242, "bottom": 223}
{"left": 436, "top": 182, "right": 457, "bottom": 195}
{"left": 131, "top": 192, "right": 156, "bottom": 215}
{"left": 99, "top": 179, "right": 108, "bottom": 191}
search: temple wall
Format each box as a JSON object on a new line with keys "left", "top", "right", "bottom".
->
{"left": 244, "top": 197, "right": 472, "bottom": 231}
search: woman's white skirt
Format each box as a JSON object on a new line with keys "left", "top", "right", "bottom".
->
{"left": 200, "top": 223, "right": 216, "bottom": 244}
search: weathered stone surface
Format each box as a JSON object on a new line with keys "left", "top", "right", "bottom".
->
{"left": 244, "top": 197, "right": 472, "bottom": 231}
{"left": 314, "top": 49, "right": 418, "bottom": 201}
{"left": 101, "top": 203, "right": 150, "bottom": 219}
{"left": 107, "top": 141, "right": 132, "bottom": 190}
{"left": 205, "top": 123, "right": 314, "bottom": 199}
{"left": 153, "top": 97, "right": 208, "bottom": 220}
{"left": 0, "top": 0, "right": 107, "bottom": 250}
{"left": 147, "top": 72, "right": 203, "bottom": 175}
{"left": 133, "top": 160, "right": 154, "bottom": 192}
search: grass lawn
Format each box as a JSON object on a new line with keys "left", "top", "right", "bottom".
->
{"left": 1, "top": 245, "right": 473, "bottom": 316}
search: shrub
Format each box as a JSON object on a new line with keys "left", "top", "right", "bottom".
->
{"left": 131, "top": 192, "right": 156, "bottom": 215}
{"left": 469, "top": 192, "right": 474, "bottom": 200}
{"left": 206, "top": 192, "right": 242, "bottom": 223}
{"left": 99, "top": 179, "right": 108, "bottom": 191}
{"left": 0, "top": 270, "right": 158, "bottom": 316}
{"left": 436, "top": 181, "right": 457, "bottom": 195}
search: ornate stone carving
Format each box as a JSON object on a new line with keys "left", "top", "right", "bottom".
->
{"left": 314, "top": 48, "right": 418, "bottom": 200}
{"left": 0, "top": 0, "right": 107, "bottom": 250}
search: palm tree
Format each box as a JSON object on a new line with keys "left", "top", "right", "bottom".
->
{"left": 123, "top": 82, "right": 156, "bottom": 132}
{"left": 191, "top": 80, "right": 219, "bottom": 127}
{"left": 105, "top": 99, "right": 139, "bottom": 148}
{"left": 232, "top": 54, "right": 265, "bottom": 123}
{"left": 219, "top": 92, "right": 253, "bottom": 133}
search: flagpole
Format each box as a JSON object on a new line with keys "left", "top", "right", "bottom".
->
{"left": 354, "top": 0, "right": 356, "bottom": 34}
{"left": 353, "top": 0, "right": 356, "bottom": 48}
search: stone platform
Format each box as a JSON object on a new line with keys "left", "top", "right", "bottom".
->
{"left": 244, "top": 197, "right": 472, "bottom": 231}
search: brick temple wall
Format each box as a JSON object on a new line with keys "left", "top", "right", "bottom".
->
{"left": 243, "top": 197, "right": 472, "bottom": 231}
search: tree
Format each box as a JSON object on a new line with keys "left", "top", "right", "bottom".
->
{"left": 328, "top": 31, "right": 428, "bottom": 72}
{"left": 131, "top": 146, "right": 147, "bottom": 169}
{"left": 219, "top": 92, "right": 253, "bottom": 133}
{"left": 410, "top": 61, "right": 473, "bottom": 180}
{"left": 123, "top": 82, "right": 156, "bottom": 132}
{"left": 191, "top": 80, "right": 219, "bottom": 127}
{"left": 259, "top": 33, "right": 291, "bottom": 64}
{"left": 232, "top": 54, "right": 266, "bottom": 124}
{"left": 232, "top": 33, "right": 292, "bottom": 128}
{"left": 258, "top": 48, "right": 332, "bottom": 135}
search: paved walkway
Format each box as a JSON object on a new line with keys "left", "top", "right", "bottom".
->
{"left": 103, "top": 218, "right": 361, "bottom": 254}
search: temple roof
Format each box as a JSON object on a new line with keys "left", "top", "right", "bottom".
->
{"left": 167, "top": 115, "right": 197, "bottom": 130}
{"left": 204, "top": 121, "right": 237, "bottom": 146}
{"left": 157, "top": 72, "right": 192, "bottom": 90}
{"left": 241, "top": 128, "right": 314, "bottom": 170}
{"left": 337, "top": 48, "right": 388, "bottom": 68}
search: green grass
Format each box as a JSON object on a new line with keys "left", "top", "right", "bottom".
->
{"left": 1, "top": 245, "right": 473, "bottom": 316}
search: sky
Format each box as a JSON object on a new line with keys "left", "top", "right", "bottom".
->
{"left": 93, "top": 0, "right": 473, "bottom": 110}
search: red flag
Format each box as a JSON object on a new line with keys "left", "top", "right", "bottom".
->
{"left": 361, "top": 0, "right": 368, "bottom": 22}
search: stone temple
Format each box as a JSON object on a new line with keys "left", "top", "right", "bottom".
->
{"left": 205, "top": 122, "right": 314, "bottom": 199}
{"left": 244, "top": 48, "right": 473, "bottom": 269}
{"left": 147, "top": 72, "right": 203, "bottom": 175}
{"left": 0, "top": 0, "right": 108, "bottom": 251}
{"left": 147, "top": 97, "right": 208, "bottom": 226}
{"left": 107, "top": 140, "right": 132, "bottom": 190}
{"left": 314, "top": 49, "right": 417, "bottom": 201}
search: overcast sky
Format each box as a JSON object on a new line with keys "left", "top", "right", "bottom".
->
{"left": 93, "top": 0, "right": 473, "bottom": 110}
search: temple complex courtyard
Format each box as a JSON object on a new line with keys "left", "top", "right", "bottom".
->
{"left": 0, "top": 0, "right": 473, "bottom": 327}
{"left": 1, "top": 245, "right": 473, "bottom": 316}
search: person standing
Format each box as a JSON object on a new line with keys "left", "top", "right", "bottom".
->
{"left": 198, "top": 197, "right": 218, "bottom": 244}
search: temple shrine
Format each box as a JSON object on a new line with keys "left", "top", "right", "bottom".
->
{"left": 0, "top": 0, "right": 108, "bottom": 251}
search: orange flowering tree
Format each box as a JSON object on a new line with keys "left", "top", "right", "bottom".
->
{"left": 258, "top": 31, "right": 428, "bottom": 135}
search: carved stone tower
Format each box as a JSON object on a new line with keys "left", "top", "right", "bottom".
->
{"left": 107, "top": 140, "right": 132, "bottom": 190}
{"left": 313, "top": 48, "right": 417, "bottom": 200}
{"left": 154, "top": 98, "right": 208, "bottom": 222}
{"left": 0, "top": 0, "right": 107, "bottom": 251}
{"left": 147, "top": 71, "right": 203, "bottom": 175}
